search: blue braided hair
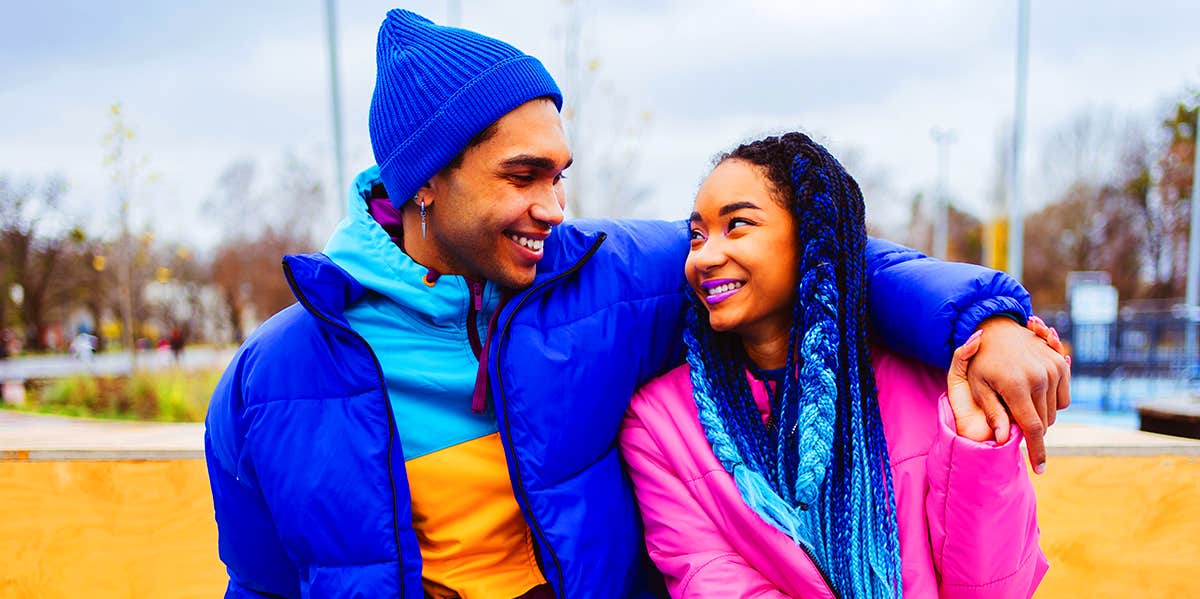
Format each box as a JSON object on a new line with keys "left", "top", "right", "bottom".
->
{"left": 685, "top": 132, "right": 902, "bottom": 597}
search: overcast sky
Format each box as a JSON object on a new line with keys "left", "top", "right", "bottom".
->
{"left": 2, "top": 1, "right": 1197, "bottom": 253}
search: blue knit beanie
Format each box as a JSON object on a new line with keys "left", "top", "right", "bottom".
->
{"left": 369, "top": 9, "right": 563, "bottom": 207}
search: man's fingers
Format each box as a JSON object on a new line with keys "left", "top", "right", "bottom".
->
{"left": 1045, "top": 363, "right": 1059, "bottom": 428}
{"left": 1024, "top": 427, "right": 1047, "bottom": 475}
{"left": 971, "top": 379, "right": 1011, "bottom": 444}
{"left": 1009, "top": 400, "right": 1048, "bottom": 473}
{"left": 1019, "top": 367, "right": 1050, "bottom": 430}
{"left": 1056, "top": 355, "right": 1071, "bottom": 410}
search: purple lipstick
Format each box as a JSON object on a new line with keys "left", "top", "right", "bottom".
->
{"left": 700, "top": 278, "right": 744, "bottom": 305}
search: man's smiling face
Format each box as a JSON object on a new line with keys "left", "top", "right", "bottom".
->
{"left": 423, "top": 98, "right": 572, "bottom": 289}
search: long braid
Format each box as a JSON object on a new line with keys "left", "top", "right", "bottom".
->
{"left": 689, "top": 132, "right": 902, "bottom": 598}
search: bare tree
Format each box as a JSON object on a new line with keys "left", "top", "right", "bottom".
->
{"left": 0, "top": 175, "right": 81, "bottom": 350}
{"left": 207, "top": 153, "right": 327, "bottom": 342}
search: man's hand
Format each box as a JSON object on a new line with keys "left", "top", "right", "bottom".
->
{"left": 962, "top": 316, "right": 1071, "bottom": 474}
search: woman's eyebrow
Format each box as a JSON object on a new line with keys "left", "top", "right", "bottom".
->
{"left": 719, "top": 201, "right": 761, "bottom": 216}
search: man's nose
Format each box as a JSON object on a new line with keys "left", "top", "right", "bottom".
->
{"left": 531, "top": 187, "right": 565, "bottom": 228}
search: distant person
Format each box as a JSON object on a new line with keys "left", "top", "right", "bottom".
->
{"left": 70, "top": 330, "right": 96, "bottom": 364}
{"left": 168, "top": 328, "right": 185, "bottom": 364}
{"left": 621, "top": 133, "right": 1049, "bottom": 597}
{"left": 156, "top": 337, "right": 172, "bottom": 366}
{"left": 205, "top": 10, "right": 1068, "bottom": 598}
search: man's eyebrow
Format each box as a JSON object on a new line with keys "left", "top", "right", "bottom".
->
{"left": 689, "top": 211, "right": 701, "bottom": 223}
{"left": 718, "top": 201, "right": 762, "bottom": 216}
{"left": 500, "top": 154, "right": 573, "bottom": 171}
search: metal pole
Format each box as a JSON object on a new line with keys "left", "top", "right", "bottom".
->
{"left": 1185, "top": 107, "right": 1200, "bottom": 366}
{"left": 563, "top": 0, "right": 584, "bottom": 216}
{"left": 1007, "top": 0, "right": 1030, "bottom": 282}
{"left": 324, "top": 0, "right": 346, "bottom": 206}
{"left": 931, "top": 128, "right": 956, "bottom": 260}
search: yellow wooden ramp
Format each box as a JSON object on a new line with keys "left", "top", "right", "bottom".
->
{"left": 1, "top": 412, "right": 1199, "bottom": 598}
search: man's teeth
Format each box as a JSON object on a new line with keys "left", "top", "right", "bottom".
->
{"left": 508, "top": 234, "right": 544, "bottom": 251}
{"left": 707, "top": 282, "right": 743, "bottom": 296}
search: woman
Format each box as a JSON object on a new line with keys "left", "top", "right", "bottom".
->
{"left": 620, "top": 132, "right": 1049, "bottom": 598}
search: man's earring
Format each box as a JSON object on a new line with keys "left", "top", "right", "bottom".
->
{"left": 417, "top": 196, "right": 427, "bottom": 239}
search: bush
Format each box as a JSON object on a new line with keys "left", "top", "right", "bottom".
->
{"left": 41, "top": 376, "right": 101, "bottom": 413}
{"left": 128, "top": 375, "right": 159, "bottom": 420}
{"left": 24, "top": 370, "right": 222, "bottom": 422}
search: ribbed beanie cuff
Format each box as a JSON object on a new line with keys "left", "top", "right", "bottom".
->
{"left": 369, "top": 10, "right": 563, "bottom": 208}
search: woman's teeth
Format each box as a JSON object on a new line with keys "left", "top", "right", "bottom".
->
{"left": 707, "top": 282, "right": 742, "bottom": 296}
{"left": 508, "top": 234, "right": 544, "bottom": 251}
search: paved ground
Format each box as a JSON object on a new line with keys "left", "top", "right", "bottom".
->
{"left": 0, "top": 346, "right": 236, "bottom": 380}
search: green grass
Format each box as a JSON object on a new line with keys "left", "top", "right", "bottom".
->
{"left": 9, "top": 370, "right": 222, "bottom": 422}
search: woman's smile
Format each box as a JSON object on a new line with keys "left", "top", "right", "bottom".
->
{"left": 701, "top": 278, "right": 745, "bottom": 304}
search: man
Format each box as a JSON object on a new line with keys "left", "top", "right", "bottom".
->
{"left": 205, "top": 10, "right": 1069, "bottom": 598}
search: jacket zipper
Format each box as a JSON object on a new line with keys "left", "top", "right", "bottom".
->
{"left": 800, "top": 538, "right": 840, "bottom": 598}
{"left": 466, "top": 278, "right": 484, "bottom": 358}
{"left": 752, "top": 379, "right": 842, "bottom": 598}
{"left": 493, "top": 233, "right": 606, "bottom": 598}
{"left": 283, "top": 260, "right": 408, "bottom": 598}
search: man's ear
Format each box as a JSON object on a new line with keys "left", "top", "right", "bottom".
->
{"left": 418, "top": 176, "right": 441, "bottom": 208}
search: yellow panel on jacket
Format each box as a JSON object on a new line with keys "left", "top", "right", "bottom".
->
{"left": 405, "top": 431, "right": 547, "bottom": 599}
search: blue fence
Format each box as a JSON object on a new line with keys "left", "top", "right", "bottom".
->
{"left": 1042, "top": 305, "right": 1200, "bottom": 411}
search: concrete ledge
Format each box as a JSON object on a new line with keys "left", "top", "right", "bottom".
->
{"left": 7, "top": 409, "right": 1200, "bottom": 460}
{"left": 0, "top": 411, "right": 203, "bottom": 461}
{"left": 1043, "top": 422, "right": 1200, "bottom": 456}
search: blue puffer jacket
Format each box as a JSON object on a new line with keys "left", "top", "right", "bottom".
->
{"left": 205, "top": 205, "right": 1031, "bottom": 598}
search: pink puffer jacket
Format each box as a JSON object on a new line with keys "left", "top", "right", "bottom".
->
{"left": 619, "top": 349, "right": 1048, "bottom": 598}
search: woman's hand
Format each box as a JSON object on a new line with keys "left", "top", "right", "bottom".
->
{"left": 947, "top": 330, "right": 994, "bottom": 442}
{"left": 951, "top": 315, "right": 1073, "bottom": 473}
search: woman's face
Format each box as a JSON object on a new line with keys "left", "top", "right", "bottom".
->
{"left": 686, "top": 159, "right": 799, "bottom": 344}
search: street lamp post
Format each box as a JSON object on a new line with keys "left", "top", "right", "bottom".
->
{"left": 1185, "top": 109, "right": 1200, "bottom": 368}
{"left": 1008, "top": 0, "right": 1031, "bottom": 282}
{"left": 324, "top": 0, "right": 346, "bottom": 209}
{"left": 931, "top": 128, "right": 957, "bottom": 260}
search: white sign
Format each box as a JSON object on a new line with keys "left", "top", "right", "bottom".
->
{"left": 1070, "top": 284, "right": 1118, "bottom": 325}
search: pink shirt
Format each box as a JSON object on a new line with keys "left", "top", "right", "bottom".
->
{"left": 620, "top": 349, "right": 1048, "bottom": 598}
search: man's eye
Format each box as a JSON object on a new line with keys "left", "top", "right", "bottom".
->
{"left": 553, "top": 173, "right": 567, "bottom": 184}
{"left": 689, "top": 229, "right": 705, "bottom": 241}
{"left": 510, "top": 174, "right": 535, "bottom": 184}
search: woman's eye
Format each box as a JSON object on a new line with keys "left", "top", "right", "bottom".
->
{"left": 510, "top": 174, "right": 535, "bottom": 184}
{"left": 553, "top": 173, "right": 567, "bottom": 184}
{"left": 728, "top": 218, "right": 753, "bottom": 231}
{"left": 689, "top": 229, "right": 705, "bottom": 241}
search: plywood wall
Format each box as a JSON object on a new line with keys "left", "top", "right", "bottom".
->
{"left": 0, "top": 456, "right": 1197, "bottom": 598}
{"left": 0, "top": 460, "right": 223, "bottom": 598}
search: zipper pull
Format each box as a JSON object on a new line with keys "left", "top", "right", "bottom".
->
{"left": 469, "top": 279, "right": 484, "bottom": 311}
